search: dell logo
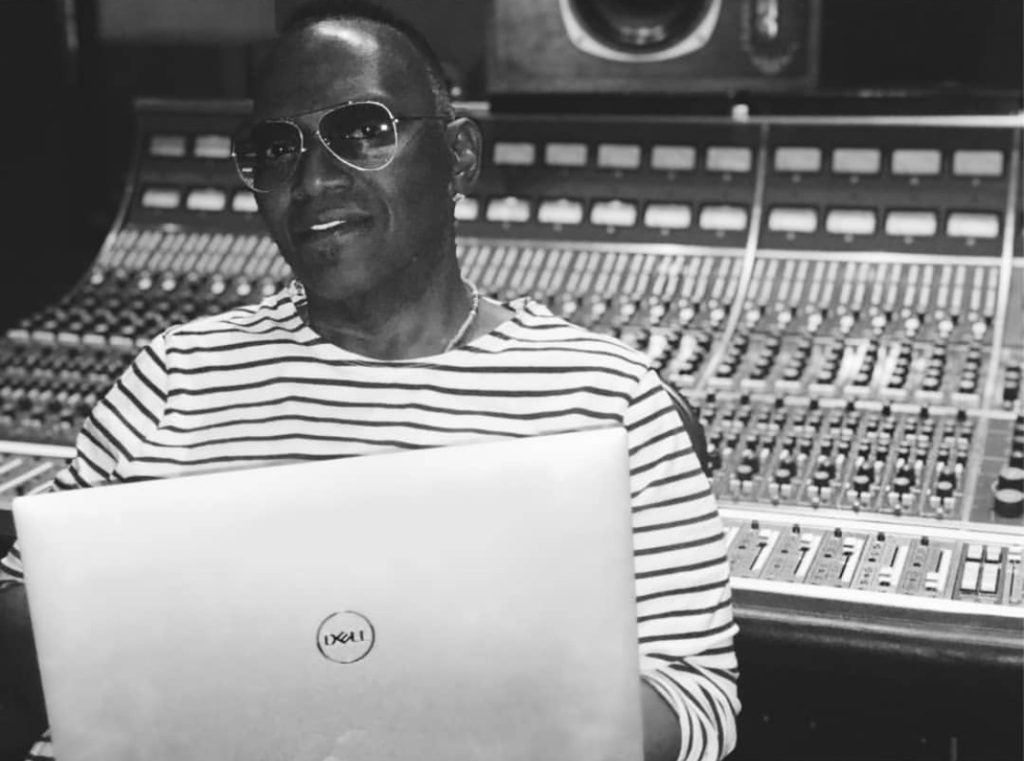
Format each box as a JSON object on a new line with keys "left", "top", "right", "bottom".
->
{"left": 316, "top": 611, "right": 375, "bottom": 664}
{"left": 324, "top": 630, "right": 365, "bottom": 646}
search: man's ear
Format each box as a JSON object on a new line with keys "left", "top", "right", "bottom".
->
{"left": 446, "top": 116, "right": 483, "bottom": 194}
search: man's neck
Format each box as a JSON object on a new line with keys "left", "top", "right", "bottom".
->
{"left": 303, "top": 266, "right": 473, "bottom": 360}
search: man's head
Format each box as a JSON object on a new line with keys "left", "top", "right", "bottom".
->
{"left": 279, "top": 0, "right": 454, "bottom": 120}
{"left": 248, "top": 0, "right": 481, "bottom": 305}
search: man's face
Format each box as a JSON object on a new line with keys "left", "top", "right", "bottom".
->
{"left": 253, "top": 20, "right": 455, "bottom": 304}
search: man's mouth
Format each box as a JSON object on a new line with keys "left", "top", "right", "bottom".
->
{"left": 296, "top": 214, "right": 373, "bottom": 240}
{"left": 310, "top": 219, "right": 347, "bottom": 232}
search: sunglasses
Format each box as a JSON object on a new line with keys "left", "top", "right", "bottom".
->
{"left": 231, "top": 100, "right": 449, "bottom": 193}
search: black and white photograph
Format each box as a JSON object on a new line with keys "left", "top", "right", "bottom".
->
{"left": 0, "top": 1, "right": 1021, "bottom": 759}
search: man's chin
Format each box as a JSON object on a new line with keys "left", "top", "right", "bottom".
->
{"left": 297, "top": 264, "right": 381, "bottom": 305}
{"left": 291, "top": 238, "right": 373, "bottom": 284}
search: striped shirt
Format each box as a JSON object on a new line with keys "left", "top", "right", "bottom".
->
{"left": 2, "top": 285, "right": 739, "bottom": 761}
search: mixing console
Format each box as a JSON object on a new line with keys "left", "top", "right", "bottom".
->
{"left": 722, "top": 507, "right": 1023, "bottom": 609}
{"left": 719, "top": 256, "right": 998, "bottom": 407}
{"left": 0, "top": 100, "right": 1021, "bottom": 652}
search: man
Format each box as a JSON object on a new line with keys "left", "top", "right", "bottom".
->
{"left": 0, "top": 2, "right": 740, "bottom": 759}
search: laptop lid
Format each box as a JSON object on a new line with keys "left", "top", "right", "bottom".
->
{"left": 14, "top": 427, "right": 643, "bottom": 761}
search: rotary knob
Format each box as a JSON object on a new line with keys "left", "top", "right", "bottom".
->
{"left": 706, "top": 445, "right": 722, "bottom": 472}
{"left": 892, "top": 475, "right": 913, "bottom": 495}
{"left": 740, "top": 448, "right": 760, "bottom": 474}
{"left": 993, "top": 485, "right": 1024, "bottom": 518}
{"left": 735, "top": 463, "right": 756, "bottom": 482}
{"left": 852, "top": 473, "right": 873, "bottom": 493}
{"left": 997, "top": 466, "right": 1024, "bottom": 492}
{"left": 1010, "top": 448, "right": 1024, "bottom": 469}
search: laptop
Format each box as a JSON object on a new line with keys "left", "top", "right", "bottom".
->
{"left": 14, "top": 427, "right": 643, "bottom": 761}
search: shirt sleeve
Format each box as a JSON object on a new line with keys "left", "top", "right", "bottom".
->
{"left": 625, "top": 368, "right": 740, "bottom": 761}
{"left": 0, "top": 334, "right": 170, "bottom": 584}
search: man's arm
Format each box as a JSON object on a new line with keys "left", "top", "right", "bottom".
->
{"left": 625, "top": 369, "right": 740, "bottom": 761}
{"left": 642, "top": 678, "right": 682, "bottom": 761}
{"left": 0, "top": 334, "right": 171, "bottom": 758}
{"left": 0, "top": 581, "right": 47, "bottom": 751}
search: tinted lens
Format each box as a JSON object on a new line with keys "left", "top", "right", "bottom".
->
{"left": 319, "top": 102, "right": 397, "bottom": 170}
{"left": 232, "top": 121, "right": 303, "bottom": 192}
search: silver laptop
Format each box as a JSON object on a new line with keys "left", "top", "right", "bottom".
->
{"left": 14, "top": 427, "right": 643, "bottom": 761}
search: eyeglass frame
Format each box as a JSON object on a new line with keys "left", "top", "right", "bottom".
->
{"left": 230, "top": 99, "right": 452, "bottom": 193}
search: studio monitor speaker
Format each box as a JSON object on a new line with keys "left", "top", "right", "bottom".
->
{"left": 490, "top": 0, "right": 819, "bottom": 96}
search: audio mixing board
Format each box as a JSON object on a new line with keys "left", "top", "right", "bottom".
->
{"left": 0, "top": 100, "right": 1021, "bottom": 658}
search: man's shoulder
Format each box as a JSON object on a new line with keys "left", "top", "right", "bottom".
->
{"left": 132, "top": 290, "right": 307, "bottom": 365}
{"left": 498, "top": 297, "right": 655, "bottom": 375}
{"left": 160, "top": 290, "right": 302, "bottom": 348}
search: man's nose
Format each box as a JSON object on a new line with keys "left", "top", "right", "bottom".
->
{"left": 292, "top": 135, "right": 355, "bottom": 198}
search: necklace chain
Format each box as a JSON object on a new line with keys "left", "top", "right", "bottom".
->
{"left": 444, "top": 280, "right": 480, "bottom": 353}
{"left": 291, "top": 278, "right": 479, "bottom": 354}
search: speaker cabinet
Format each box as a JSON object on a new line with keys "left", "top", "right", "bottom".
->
{"left": 489, "top": 0, "right": 819, "bottom": 96}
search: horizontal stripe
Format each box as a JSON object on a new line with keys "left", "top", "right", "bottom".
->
{"left": 134, "top": 428, "right": 512, "bottom": 453}
{"left": 166, "top": 376, "right": 633, "bottom": 402}
{"left": 634, "top": 531, "right": 724, "bottom": 558}
{"left": 632, "top": 486, "right": 714, "bottom": 512}
{"left": 130, "top": 447, "right": 395, "bottom": 467}
{"left": 638, "top": 596, "right": 733, "bottom": 623}
{"left": 632, "top": 508, "right": 721, "bottom": 533}
{"left": 630, "top": 467, "right": 705, "bottom": 499}
{"left": 635, "top": 555, "right": 725, "bottom": 580}
{"left": 626, "top": 402, "right": 677, "bottom": 433}
{"left": 466, "top": 341, "right": 650, "bottom": 372}
{"left": 161, "top": 413, "right": 541, "bottom": 438}
{"left": 165, "top": 334, "right": 315, "bottom": 355}
{"left": 629, "top": 446, "right": 690, "bottom": 478}
{"left": 636, "top": 578, "right": 730, "bottom": 603}
{"left": 162, "top": 397, "right": 622, "bottom": 425}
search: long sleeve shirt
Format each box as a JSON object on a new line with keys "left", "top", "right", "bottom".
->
{"left": 2, "top": 288, "right": 740, "bottom": 761}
